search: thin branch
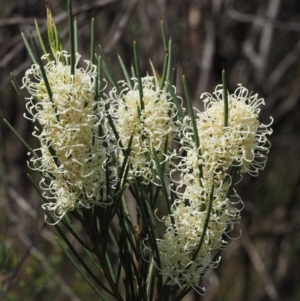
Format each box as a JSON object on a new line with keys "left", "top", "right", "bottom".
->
{"left": 4, "top": 188, "right": 81, "bottom": 301}
{"left": 227, "top": 9, "right": 300, "bottom": 33}
{"left": 257, "top": 0, "right": 281, "bottom": 80}
{"left": 265, "top": 39, "right": 300, "bottom": 92}
{"left": 20, "top": 230, "right": 83, "bottom": 301}
{"left": 241, "top": 228, "right": 280, "bottom": 301}
{"left": 104, "top": 0, "right": 138, "bottom": 53}
{"left": 0, "top": 17, "right": 45, "bottom": 26}
{"left": 195, "top": 18, "right": 215, "bottom": 96}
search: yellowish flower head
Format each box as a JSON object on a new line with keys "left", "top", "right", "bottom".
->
{"left": 155, "top": 196, "right": 228, "bottom": 290}
{"left": 107, "top": 76, "right": 179, "bottom": 184}
{"left": 198, "top": 84, "right": 273, "bottom": 176}
{"left": 153, "top": 83, "right": 267, "bottom": 290}
{"left": 23, "top": 51, "right": 106, "bottom": 223}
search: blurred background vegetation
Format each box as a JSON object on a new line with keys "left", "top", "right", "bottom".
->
{"left": 0, "top": 0, "right": 300, "bottom": 300}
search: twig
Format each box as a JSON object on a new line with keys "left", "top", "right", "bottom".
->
{"left": 0, "top": 17, "right": 45, "bottom": 26}
{"left": 0, "top": 42, "right": 25, "bottom": 69}
{"left": 20, "top": 231, "right": 83, "bottom": 301}
{"left": 241, "top": 228, "right": 280, "bottom": 301}
{"left": 242, "top": 40, "right": 263, "bottom": 71}
{"left": 104, "top": 0, "right": 138, "bottom": 53}
{"left": 5, "top": 187, "right": 82, "bottom": 301}
{"left": 265, "top": 39, "right": 300, "bottom": 92}
{"left": 257, "top": 0, "right": 281, "bottom": 80}
{"left": 195, "top": 19, "right": 215, "bottom": 97}
{"left": 7, "top": 187, "right": 36, "bottom": 218}
{"left": 227, "top": 9, "right": 300, "bottom": 33}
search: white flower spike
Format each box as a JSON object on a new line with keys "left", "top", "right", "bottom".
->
{"left": 23, "top": 51, "right": 107, "bottom": 223}
{"left": 107, "top": 76, "right": 179, "bottom": 184}
{"left": 154, "top": 83, "right": 272, "bottom": 290}
{"left": 198, "top": 84, "right": 273, "bottom": 176}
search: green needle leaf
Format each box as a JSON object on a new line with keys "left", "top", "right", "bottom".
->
{"left": 21, "top": 31, "right": 37, "bottom": 64}
{"left": 222, "top": 68, "right": 229, "bottom": 128}
{"left": 30, "top": 34, "right": 53, "bottom": 103}
{"left": 133, "top": 41, "right": 144, "bottom": 111}
{"left": 160, "top": 20, "right": 168, "bottom": 52}
{"left": 182, "top": 75, "right": 203, "bottom": 179}
{"left": 35, "top": 19, "right": 48, "bottom": 58}
{"left": 191, "top": 184, "right": 214, "bottom": 262}
{"left": 98, "top": 45, "right": 120, "bottom": 92}
{"left": 3, "top": 119, "right": 36, "bottom": 157}
{"left": 47, "top": 6, "right": 63, "bottom": 59}
{"left": 90, "top": 17, "right": 95, "bottom": 64}
{"left": 118, "top": 54, "right": 132, "bottom": 89}
{"left": 74, "top": 17, "right": 78, "bottom": 54}
{"left": 68, "top": 0, "right": 75, "bottom": 75}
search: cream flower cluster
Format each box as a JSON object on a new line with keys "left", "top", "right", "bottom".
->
{"left": 157, "top": 202, "right": 221, "bottom": 290}
{"left": 107, "top": 76, "right": 179, "bottom": 184}
{"left": 155, "top": 84, "right": 272, "bottom": 290}
{"left": 23, "top": 51, "right": 106, "bottom": 222}
{"left": 197, "top": 84, "right": 273, "bottom": 176}
{"left": 156, "top": 179, "right": 242, "bottom": 290}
